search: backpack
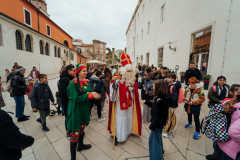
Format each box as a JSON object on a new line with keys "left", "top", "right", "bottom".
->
{"left": 6, "top": 78, "right": 12, "bottom": 93}
{"left": 170, "top": 86, "right": 184, "bottom": 103}
{"left": 207, "top": 85, "right": 217, "bottom": 105}
{"left": 201, "top": 103, "right": 235, "bottom": 142}
{"left": 164, "top": 107, "right": 176, "bottom": 134}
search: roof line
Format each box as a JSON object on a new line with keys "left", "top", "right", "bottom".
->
{"left": 0, "top": 12, "right": 75, "bottom": 51}
{"left": 125, "top": 0, "right": 142, "bottom": 35}
{"left": 24, "top": 0, "right": 72, "bottom": 39}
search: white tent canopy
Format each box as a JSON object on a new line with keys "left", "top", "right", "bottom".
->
{"left": 86, "top": 60, "right": 106, "bottom": 64}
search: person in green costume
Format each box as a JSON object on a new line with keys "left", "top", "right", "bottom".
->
{"left": 67, "top": 63, "right": 100, "bottom": 160}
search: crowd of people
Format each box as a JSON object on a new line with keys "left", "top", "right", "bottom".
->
{"left": 0, "top": 58, "right": 239, "bottom": 160}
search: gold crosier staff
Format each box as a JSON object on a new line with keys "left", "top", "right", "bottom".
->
{"left": 112, "top": 49, "right": 124, "bottom": 149}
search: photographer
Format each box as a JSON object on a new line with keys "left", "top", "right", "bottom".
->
{"left": 139, "top": 73, "right": 154, "bottom": 123}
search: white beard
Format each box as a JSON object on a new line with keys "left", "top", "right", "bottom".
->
{"left": 121, "top": 71, "right": 135, "bottom": 87}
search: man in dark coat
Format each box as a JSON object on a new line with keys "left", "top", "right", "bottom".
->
{"left": 59, "top": 64, "right": 75, "bottom": 130}
{"left": 0, "top": 109, "right": 34, "bottom": 160}
{"left": 11, "top": 66, "right": 29, "bottom": 122}
{"left": 184, "top": 62, "right": 202, "bottom": 85}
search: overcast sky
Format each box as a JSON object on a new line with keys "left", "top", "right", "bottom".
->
{"left": 47, "top": 0, "right": 138, "bottom": 50}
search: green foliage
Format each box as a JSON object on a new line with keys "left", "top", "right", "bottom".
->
{"left": 180, "top": 71, "right": 185, "bottom": 76}
{"left": 203, "top": 74, "right": 211, "bottom": 80}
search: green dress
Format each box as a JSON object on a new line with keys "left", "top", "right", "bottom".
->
{"left": 66, "top": 79, "right": 93, "bottom": 132}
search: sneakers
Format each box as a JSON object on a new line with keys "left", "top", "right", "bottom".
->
{"left": 101, "top": 110, "right": 106, "bottom": 114}
{"left": 98, "top": 117, "right": 106, "bottom": 123}
{"left": 90, "top": 116, "right": 95, "bottom": 120}
{"left": 185, "top": 123, "right": 192, "bottom": 128}
{"left": 193, "top": 132, "right": 201, "bottom": 139}
{"left": 162, "top": 132, "right": 174, "bottom": 138}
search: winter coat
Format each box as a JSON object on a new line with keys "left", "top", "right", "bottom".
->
{"left": 67, "top": 79, "right": 93, "bottom": 132}
{"left": 30, "top": 70, "right": 40, "bottom": 79}
{"left": 0, "top": 92, "right": 5, "bottom": 108}
{"left": 26, "top": 85, "right": 34, "bottom": 100}
{"left": 89, "top": 75, "right": 102, "bottom": 94}
{"left": 145, "top": 96, "right": 169, "bottom": 130}
{"left": 11, "top": 73, "right": 27, "bottom": 96}
{"left": 218, "top": 102, "right": 240, "bottom": 160}
{"left": 6, "top": 72, "right": 15, "bottom": 83}
{"left": 0, "top": 109, "right": 34, "bottom": 160}
{"left": 184, "top": 85, "right": 205, "bottom": 115}
{"left": 100, "top": 76, "right": 107, "bottom": 101}
{"left": 168, "top": 81, "right": 182, "bottom": 108}
{"left": 59, "top": 70, "right": 74, "bottom": 106}
{"left": 56, "top": 91, "right": 61, "bottom": 104}
{"left": 30, "top": 83, "right": 54, "bottom": 110}
{"left": 208, "top": 83, "right": 230, "bottom": 107}
{"left": 184, "top": 68, "right": 202, "bottom": 85}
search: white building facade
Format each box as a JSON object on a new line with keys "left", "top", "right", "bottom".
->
{"left": 126, "top": 0, "right": 240, "bottom": 85}
{"left": 0, "top": 13, "right": 77, "bottom": 80}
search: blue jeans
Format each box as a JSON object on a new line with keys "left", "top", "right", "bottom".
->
{"left": 14, "top": 95, "right": 25, "bottom": 118}
{"left": 149, "top": 128, "right": 164, "bottom": 160}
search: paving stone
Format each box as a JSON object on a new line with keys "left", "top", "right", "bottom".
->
{"left": 164, "top": 151, "right": 185, "bottom": 160}
{"left": 32, "top": 137, "right": 60, "bottom": 160}
{"left": 86, "top": 126, "right": 125, "bottom": 160}
{"left": 20, "top": 153, "right": 36, "bottom": 160}
{"left": 186, "top": 150, "right": 205, "bottom": 160}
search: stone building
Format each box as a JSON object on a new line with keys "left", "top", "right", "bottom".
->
{"left": 73, "top": 39, "right": 107, "bottom": 63}
{"left": 126, "top": 0, "right": 240, "bottom": 85}
{"left": 0, "top": 0, "right": 84, "bottom": 80}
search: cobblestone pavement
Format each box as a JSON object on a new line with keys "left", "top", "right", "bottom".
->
{"left": 1, "top": 75, "right": 213, "bottom": 160}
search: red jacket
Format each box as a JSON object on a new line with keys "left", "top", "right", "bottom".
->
{"left": 30, "top": 70, "right": 40, "bottom": 78}
{"left": 26, "top": 85, "right": 34, "bottom": 100}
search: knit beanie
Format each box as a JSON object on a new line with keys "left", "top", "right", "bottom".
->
{"left": 75, "top": 63, "right": 86, "bottom": 74}
{"left": 17, "top": 67, "right": 26, "bottom": 73}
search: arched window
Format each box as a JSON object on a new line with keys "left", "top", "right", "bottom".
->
{"left": 58, "top": 47, "right": 61, "bottom": 58}
{"left": 54, "top": 46, "right": 57, "bottom": 57}
{"left": 45, "top": 42, "right": 49, "bottom": 56}
{"left": 39, "top": 40, "right": 43, "bottom": 54}
{"left": 64, "top": 40, "right": 69, "bottom": 47}
{"left": 15, "top": 30, "right": 22, "bottom": 50}
{"left": 25, "top": 34, "right": 32, "bottom": 52}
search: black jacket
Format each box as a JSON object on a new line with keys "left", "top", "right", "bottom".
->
{"left": 59, "top": 70, "right": 74, "bottom": 106}
{"left": 11, "top": 73, "right": 27, "bottom": 96}
{"left": 30, "top": 82, "right": 54, "bottom": 110}
{"left": 168, "top": 81, "right": 182, "bottom": 108}
{"left": 184, "top": 68, "right": 202, "bottom": 85}
{"left": 89, "top": 75, "right": 102, "bottom": 94}
{"left": 0, "top": 109, "right": 34, "bottom": 160}
{"left": 145, "top": 96, "right": 169, "bottom": 130}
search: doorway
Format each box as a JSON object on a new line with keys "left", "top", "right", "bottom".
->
{"left": 190, "top": 27, "right": 212, "bottom": 75}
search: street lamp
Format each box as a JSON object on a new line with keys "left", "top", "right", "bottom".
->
{"left": 112, "top": 48, "right": 115, "bottom": 65}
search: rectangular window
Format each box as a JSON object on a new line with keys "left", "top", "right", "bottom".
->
{"left": 47, "top": 25, "right": 51, "bottom": 37}
{"left": 158, "top": 48, "right": 164, "bottom": 67}
{"left": 100, "top": 44, "right": 103, "bottom": 48}
{"left": 161, "top": 4, "right": 165, "bottom": 22}
{"left": 100, "top": 50, "right": 103, "bottom": 54}
{"left": 148, "top": 21, "right": 150, "bottom": 34}
{"left": 24, "top": 9, "right": 31, "bottom": 26}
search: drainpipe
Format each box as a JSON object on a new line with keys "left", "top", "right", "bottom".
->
{"left": 221, "top": 0, "right": 233, "bottom": 75}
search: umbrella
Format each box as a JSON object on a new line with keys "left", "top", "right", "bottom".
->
{"left": 86, "top": 60, "right": 105, "bottom": 64}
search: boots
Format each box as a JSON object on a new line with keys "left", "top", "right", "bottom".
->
{"left": 42, "top": 123, "right": 49, "bottom": 132}
{"left": 70, "top": 142, "right": 77, "bottom": 160}
{"left": 77, "top": 132, "right": 91, "bottom": 152}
